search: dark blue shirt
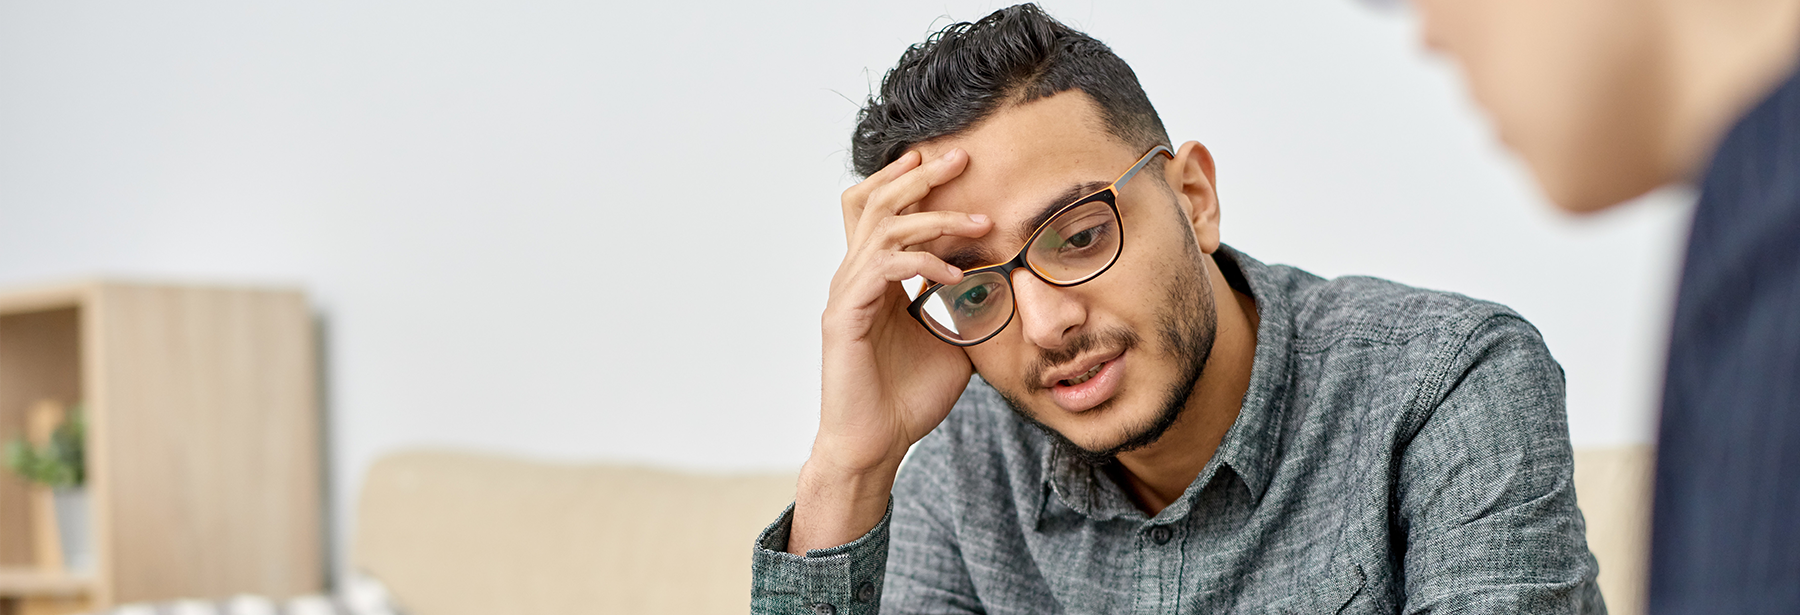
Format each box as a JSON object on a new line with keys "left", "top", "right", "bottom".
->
{"left": 1650, "top": 64, "right": 1800, "bottom": 613}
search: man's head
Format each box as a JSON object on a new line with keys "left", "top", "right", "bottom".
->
{"left": 851, "top": 4, "right": 1169, "bottom": 178}
{"left": 1412, "top": 0, "right": 1800, "bottom": 212}
{"left": 855, "top": 5, "right": 1231, "bottom": 465}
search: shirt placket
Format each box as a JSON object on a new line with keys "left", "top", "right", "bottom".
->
{"left": 1131, "top": 521, "right": 1185, "bottom": 614}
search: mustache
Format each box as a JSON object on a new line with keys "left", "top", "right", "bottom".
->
{"left": 1026, "top": 327, "right": 1141, "bottom": 387}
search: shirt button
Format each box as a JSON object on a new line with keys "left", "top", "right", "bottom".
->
{"left": 855, "top": 581, "right": 878, "bottom": 603}
{"left": 1149, "top": 526, "right": 1173, "bottom": 545}
{"left": 813, "top": 603, "right": 836, "bottom": 615}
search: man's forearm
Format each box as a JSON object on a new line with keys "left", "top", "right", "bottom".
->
{"left": 788, "top": 452, "right": 902, "bottom": 554}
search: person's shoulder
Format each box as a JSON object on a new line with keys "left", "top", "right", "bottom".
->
{"left": 1260, "top": 263, "right": 1562, "bottom": 440}
{"left": 1269, "top": 265, "right": 1539, "bottom": 354}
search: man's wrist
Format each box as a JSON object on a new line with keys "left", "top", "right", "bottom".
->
{"left": 789, "top": 454, "right": 903, "bottom": 555}
{"left": 806, "top": 432, "right": 909, "bottom": 476}
{"left": 797, "top": 451, "right": 902, "bottom": 521}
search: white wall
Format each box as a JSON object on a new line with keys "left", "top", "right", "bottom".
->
{"left": 0, "top": 0, "right": 1688, "bottom": 580}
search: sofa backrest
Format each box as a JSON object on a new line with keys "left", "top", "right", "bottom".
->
{"left": 355, "top": 450, "right": 797, "bottom": 615}
{"left": 1572, "top": 445, "right": 1654, "bottom": 615}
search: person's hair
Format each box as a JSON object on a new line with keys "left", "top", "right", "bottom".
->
{"left": 850, "top": 3, "right": 1170, "bottom": 178}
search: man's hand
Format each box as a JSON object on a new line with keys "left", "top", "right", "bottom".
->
{"left": 789, "top": 148, "right": 992, "bottom": 554}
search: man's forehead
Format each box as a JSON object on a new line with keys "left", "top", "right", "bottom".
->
{"left": 903, "top": 93, "right": 1140, "bottom": 267}
{"left": 911, "top": 93, "right": 1130, "bottom": 211}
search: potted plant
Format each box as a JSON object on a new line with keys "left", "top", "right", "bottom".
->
{"left": 5, "top": 405, "right": 91, "bottom": 573}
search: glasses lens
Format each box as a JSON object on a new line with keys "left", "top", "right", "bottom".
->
{"left": 1027, "top": 199, "right": 1122, "bottom": 283}
{"left": 917, "top": 270, "right": 1013, "bottom": 343}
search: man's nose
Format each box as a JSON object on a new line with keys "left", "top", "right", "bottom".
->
{"left": 1011, "top": 268, "right": 1085, "bottom": 350}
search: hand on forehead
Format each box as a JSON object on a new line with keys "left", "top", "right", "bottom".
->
{"left": 905, "top": 93, "right": 1142, "bottom": 267}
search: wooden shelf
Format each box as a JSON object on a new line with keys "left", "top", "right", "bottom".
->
{"left": 0, "top": 567, "right": 92, "bottom": 597}
{"left": 0, "top": 281, "right": 322, "bottom": 609}
{"left": 0, "top": 283, "right": 85, "bottom": 316}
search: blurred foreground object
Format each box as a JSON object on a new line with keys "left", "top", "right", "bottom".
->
{"left": 355, "top": 450, "right": 798, "bottom": 615}
{"left": 0, "top": 282, "right": 322, "bottom": 613}
{"left": 1408, "top": 0, "right": 1800, "bottom": 611}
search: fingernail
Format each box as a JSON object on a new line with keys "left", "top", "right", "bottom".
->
{"left": 969, "top": 214, "right": 989, "bottom": 224}
{"left": 942, "top": 149, "right": 959, "bottom": 161}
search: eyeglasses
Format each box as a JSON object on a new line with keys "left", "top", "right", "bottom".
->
{"left": 907, "top": 145, "right": 1175, "bottom": 346}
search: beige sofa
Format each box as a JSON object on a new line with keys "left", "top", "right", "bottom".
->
{"left": 355, "top": 446, "right": 1653, "bottom": 615}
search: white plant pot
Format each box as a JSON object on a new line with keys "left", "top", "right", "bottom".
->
{"left": 51, "top": 487, "right": 92, "bottom": 574}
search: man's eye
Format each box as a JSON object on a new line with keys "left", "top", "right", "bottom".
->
{"left": 958, "top": 284, "right": 992, "bottom": 308}
{"left": 1048, "top": 221, "right": 1108, "bottom": 251}
{"left": 950, "top": 283, "right": 1006, "bottom": 319}
{"left": 1065, "top": 227, "right": 1098, "bottom": 248}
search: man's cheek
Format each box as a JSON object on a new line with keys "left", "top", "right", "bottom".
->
{"left": 969, "top": 353, "right": 1029, "bottom": 397}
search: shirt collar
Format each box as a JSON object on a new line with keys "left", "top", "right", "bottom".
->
{"left": 1038, "top": 244, "right": 1295, "bottom": 524}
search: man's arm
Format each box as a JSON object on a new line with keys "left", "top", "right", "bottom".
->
{"left": 751, "top": 148, "right": 993, "bottom": 615}
{"left": 1398, "top": 314, "right": 1605, "bottom": 614}
{"left": 752, "top": 502, "right": 895, "bottom": 615}
{"left": 752, "top": 422, "right": 985, "bottom": 615}
{"left": 793, "top": 146, "right": 987, "bottom": 554}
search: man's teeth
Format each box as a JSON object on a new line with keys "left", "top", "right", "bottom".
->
{"left": 1061, "top": 362, "right": 1104, "bottom": 387}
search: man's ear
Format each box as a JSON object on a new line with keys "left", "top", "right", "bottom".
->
{"left": 1166, "top": 141, "right": 1221, "bottom": 254}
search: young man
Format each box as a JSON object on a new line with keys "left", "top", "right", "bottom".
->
{"left": 753, "top": 5, "right": 1603, "bottom": 613}
{"left": 1408, "top": 1, "right": 1800, "bottom": 612}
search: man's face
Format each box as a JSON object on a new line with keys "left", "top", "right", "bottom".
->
{"left": 909, "top": 92, "right": 1219, "bottom": 462}
{"left": 1414, "top": 0, "right": 1671, "bottom": 212}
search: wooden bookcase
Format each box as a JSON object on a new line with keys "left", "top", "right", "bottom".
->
{"left": 0, "top": 282, "right": 322, "bottom": 613}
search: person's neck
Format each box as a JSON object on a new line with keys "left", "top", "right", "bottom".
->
{"left": 1112, "top": 254, "right": 1259, "bottom": 517}
{"left": 1657, "top": 0, "right": 1800, "bottom": 180}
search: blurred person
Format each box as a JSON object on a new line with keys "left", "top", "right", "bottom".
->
{"left": 1408, "top": 0, "right": 1800, "bottom": 612}
{"left": 751, "top": 5, "right": 1603, "bottom": 613}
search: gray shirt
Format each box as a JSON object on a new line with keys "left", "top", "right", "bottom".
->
{"left": 752, "top": 246, "right": 1604, "bottom": 614}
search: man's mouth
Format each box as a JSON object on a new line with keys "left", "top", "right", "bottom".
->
{"left": 1061, "top": 362, "right": 1104, "bottom": 387}
{"left": 1043, "top": 351, "right": 1127, "bottom": 414}
{"left": 1042, "top": 348, "right": 1125, "bottom": 388}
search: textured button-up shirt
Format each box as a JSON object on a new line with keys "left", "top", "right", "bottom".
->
{"left": 753, "top": 247, "right": 1604, "bottom": 614}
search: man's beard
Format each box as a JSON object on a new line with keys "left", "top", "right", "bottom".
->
{"left": 993, "top": 240, "right": 1218, "bottom": 468}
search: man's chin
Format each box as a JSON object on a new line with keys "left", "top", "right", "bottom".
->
{"left": 1059, "top": 434, "right": 1138, "bottom": 466}
{"left": 1005, "top": 394, "right": 1181, "bottom": 467}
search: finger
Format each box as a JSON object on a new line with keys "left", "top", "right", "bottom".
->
{"left": 824, "top": 249, "right": 961, "bottom": 348}
{"left": 835, "top": 209, "right": 986, "bottom": 297}
{"left": 867, "top": 211, "right": 992, "bottom": 251}
{"left": 864, "top": 148, "right": 969, "bottom": 220}
{"left": 841, "top": 151, "right": 922, "bottom": 242}
{"left": 852, "top": 149, "right": 969, "bottom": 245}
{"left": 833, "top": 244, "right": 962, "bottom": 296}
{"left": 851, "top": 250, "right": 963, "bottom": 294}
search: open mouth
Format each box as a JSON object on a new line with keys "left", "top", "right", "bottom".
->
{"left": 1060, "top": 362, "right": 1104, "bottom": 387}
{"left": 1044, "top": 352, "right": 1127, "bottom": 414}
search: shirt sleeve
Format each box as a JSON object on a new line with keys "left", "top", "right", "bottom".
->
{"left": 751, "top": 501, "right": 893, "bottom": 615}
{"left": 1397, "top": 314, "right": 1607, "bottom": 614}
{"left": 749, "top": 438, "right": 988, "bottom": 614}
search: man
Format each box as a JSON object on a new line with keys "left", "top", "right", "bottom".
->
{"left": 753, "top": 5, "right": 1603, "bottom": 613}
{"left": 1408, "top": 1, "right": 1800, "bottom": 612}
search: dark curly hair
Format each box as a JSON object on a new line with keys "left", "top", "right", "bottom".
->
{"left": 850, "top": 4, "right": 1170, "bottom": 178}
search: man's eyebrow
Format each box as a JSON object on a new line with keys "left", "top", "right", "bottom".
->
{"left": 939, "top": 180, "right": 1114, "bottom": 272}
{"left": 944, "top": 245, "right": 1000, "bottom": 272}
{"left": 1015, "top": 180, "right": 1113, "bottom": 241}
